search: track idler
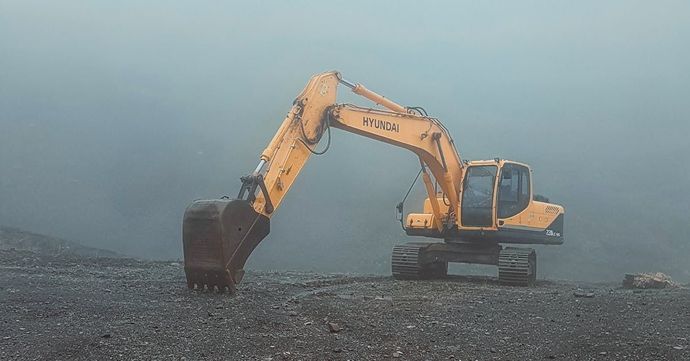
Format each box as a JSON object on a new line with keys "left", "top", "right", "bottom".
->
{"left": 182, "top": 199, "right": 270, "bottom": 292}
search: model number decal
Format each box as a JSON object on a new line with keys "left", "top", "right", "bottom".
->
{"left": 545, "top": 229, "right": 561, "bottom": 237}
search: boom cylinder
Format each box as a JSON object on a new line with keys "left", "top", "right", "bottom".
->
{"left": 260, "top": 105, "right": 299, "bottom": 163}
{"left": 337, "top": 74, "right": 408, "bottom": 114}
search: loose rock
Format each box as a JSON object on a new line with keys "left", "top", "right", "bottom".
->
{"left": 327, "top": 322, "right": 341, "bottom": 333}
{"left": 573, "top": 290, "right": 595, "bottom": 298}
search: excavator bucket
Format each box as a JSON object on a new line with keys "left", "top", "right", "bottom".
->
{"left": 182, "top": 199, "right": 270, "bottom": 292}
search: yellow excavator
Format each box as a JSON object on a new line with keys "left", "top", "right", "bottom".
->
{"left": 182, "top": 71, "right": 565, "bottom": 292}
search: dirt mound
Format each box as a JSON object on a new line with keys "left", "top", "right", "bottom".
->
{"left": 0, "top": 226, "right": 122, "bottom": 258}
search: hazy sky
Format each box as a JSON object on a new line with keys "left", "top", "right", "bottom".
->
{"left": 1, "top": 1, "right": 689, "bottom": 281}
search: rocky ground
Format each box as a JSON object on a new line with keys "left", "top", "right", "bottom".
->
{"left": 1, "top": 248, "right": 689, "bottom": 360}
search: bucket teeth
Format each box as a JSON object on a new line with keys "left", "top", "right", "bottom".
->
{"left": 184, "top": 269, "right": 236, "bottom": 293}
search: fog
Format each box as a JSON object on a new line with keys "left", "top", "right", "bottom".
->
{"left": 1, "top": 1, "right": 689, "bottom": 282}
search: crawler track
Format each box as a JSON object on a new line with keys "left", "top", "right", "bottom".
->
{"left": 391, "top": 242, "right": 447, "bottom": 279}
{"left": 498, "top": 247, "right": 536, "bottom": 286}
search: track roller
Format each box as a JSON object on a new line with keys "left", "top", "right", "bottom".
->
{"left": 391, "top": 242, "right": 447, "bottom": 280}
{"left": 498, "top": 247, "right": 536, "bottom": 286}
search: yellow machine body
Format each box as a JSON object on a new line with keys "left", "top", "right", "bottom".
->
{"left": 406, "top": 159, "right": 564, "bottom": 244}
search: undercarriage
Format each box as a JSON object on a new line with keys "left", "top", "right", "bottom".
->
{"left": 391, "top": 241, "right": 537, "bottom": 286}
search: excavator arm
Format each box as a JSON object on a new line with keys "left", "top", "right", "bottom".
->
{"left": 182, "top": 71, "right": 465, "bottom": 291}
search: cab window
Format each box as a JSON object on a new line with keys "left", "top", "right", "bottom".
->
{"left": 497, "top": 163, "right": 531, "bottom": 218}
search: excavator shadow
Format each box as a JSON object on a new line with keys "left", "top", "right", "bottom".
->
{"left": 444, "top": 274, "right": 553, "bottom": 287}
{"left": 395, "top": 274, "right": 553, "bottom": 288}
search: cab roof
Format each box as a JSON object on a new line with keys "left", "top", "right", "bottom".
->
{"left": 466, "top": 159, "right": 531, "bottom": 169}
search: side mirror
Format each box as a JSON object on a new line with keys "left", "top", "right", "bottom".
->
{"left": 396, "top": 202, "right": 404, "bottom": 221}
{"left": 533, "top": 194, "right": 550, "bottom": 203}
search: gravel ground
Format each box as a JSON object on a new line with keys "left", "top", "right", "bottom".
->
{"left": 1, "top": 249, "right": 689, "bottom": 361}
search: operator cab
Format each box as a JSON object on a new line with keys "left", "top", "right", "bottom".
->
{"left": 461, "top": 160, "right": 531, "bottom": 228}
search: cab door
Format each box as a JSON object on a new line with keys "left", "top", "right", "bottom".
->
{"left": 461, "top": 165, "right": 498, "bottom": 227}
